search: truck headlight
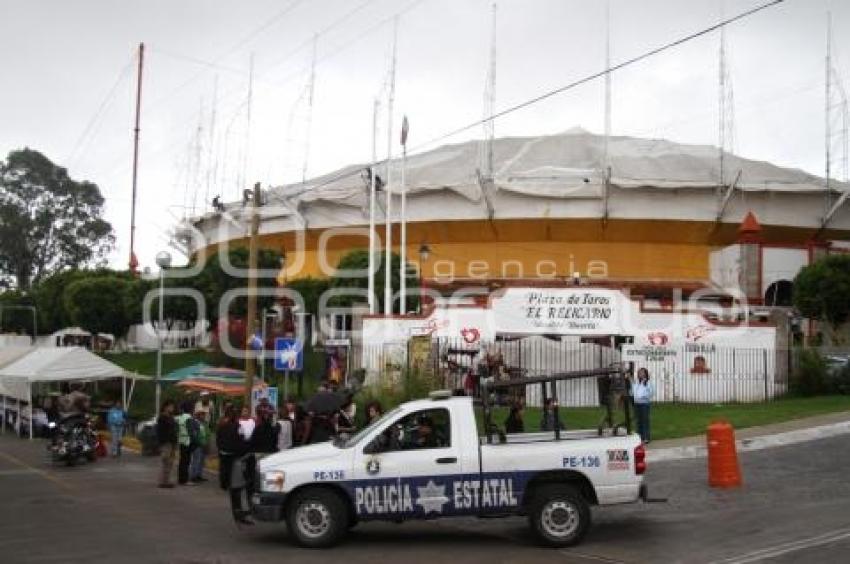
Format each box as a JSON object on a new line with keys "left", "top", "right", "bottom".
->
{"left": 262, "top": 471, "right": 285, "bottom": 492}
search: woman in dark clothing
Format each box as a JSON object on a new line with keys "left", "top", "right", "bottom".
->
{"left": 215, "top": 406, "right": 251, "bottom": 525}
{"left": 504, "top": 402, "right": 525, "bottom": 434}
{"left": 249, "top": 408, "right": 279, "bottom": 453}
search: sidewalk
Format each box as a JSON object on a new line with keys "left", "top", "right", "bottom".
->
{"left": 647, "top": 409, "right": 850, "bottom": 462}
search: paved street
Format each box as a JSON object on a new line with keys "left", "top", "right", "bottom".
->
{"left": 1, "top": 432, "right": 849, "bottom": 564}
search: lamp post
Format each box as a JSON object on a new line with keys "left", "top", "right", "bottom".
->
{"left": 155, "top": 250, "right": 172, "bottom": 414}
{"left": 418, "top": 243, "right": 430, "bottom": 314}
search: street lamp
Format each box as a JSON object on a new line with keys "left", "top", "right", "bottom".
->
{"left": 155, "top": 251, "right": 172, "bottom": 413}
{"left": 418, "top": 243, "right": 431, "bottom": 314}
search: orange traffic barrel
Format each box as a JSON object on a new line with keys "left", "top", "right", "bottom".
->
{"left": 706, "top": 420, "right": 742, "bottom": 488}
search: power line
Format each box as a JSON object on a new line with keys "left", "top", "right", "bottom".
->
{"left": 101, "top": 0, "right": 428, "bottom": 187}
{"left": 143, "top": 0, "right": 304, "bottom": 113}
{"left": 307, "top": 0, "right": 786, "bottom": 192}
{"left": 409, "top": 0, "right": 785, "bottom": 154}
{"left": 64, "top": 58, "right": 134, "bottom": 167}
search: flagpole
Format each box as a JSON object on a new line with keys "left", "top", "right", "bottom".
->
{"left": 399, "top": 116, "right": 409, "bottom": 314}
{"left": 368, "top": 100, "right": 379, "bottom": 314}
{"left": 384, "top": 17, "right": 398, "bottom": 316}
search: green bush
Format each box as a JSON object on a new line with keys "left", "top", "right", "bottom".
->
{"left": 355, "top": 368, "right": 441, "bottom": 425}
{"left": 826, "top": 363, "right": 850, "bottom": 395}
{"left": 791, "top": 349, "right": 829, "bottom": 396}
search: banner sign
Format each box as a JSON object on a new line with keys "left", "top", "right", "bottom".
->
{"left": 493, "top": 289, "right": 623, "bottom": 335}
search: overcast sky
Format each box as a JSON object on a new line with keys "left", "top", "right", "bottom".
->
{"left": 0, "top": 0, "right": 847, "bottom": 272}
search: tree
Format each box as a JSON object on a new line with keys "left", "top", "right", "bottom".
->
{"left": 329, "top": 249, "right": 419, "bottom": 314}
{"left": 285, "top": 276, "right": 330, "bottom": 315}
{"left": 0, "top": 149, "right": 114, "bottom": 289}
{"left": 64, "top": 276, "right": 132, "bottom": 339}
{"left": 189, "top": 247, "right": 283, "bottom": 323}
{"left": 0, "top": 290, "right": 36, "bottom": 335}
{"left": 793, "top": 254, "right": 850, "bottom": 344}
{"left": 32, "top": 269, "right": 88, "bottom": 334}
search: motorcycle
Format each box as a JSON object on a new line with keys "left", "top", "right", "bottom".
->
{"left": 46, "top": 415, "right": 101, "bottom": 466}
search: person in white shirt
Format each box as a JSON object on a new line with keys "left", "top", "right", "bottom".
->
{"left": 237, "top": 406, "right": 255, "bottom": 441}
{"left": 632, "top": 368, "right": 655, "bottom": 444}
{"left": 276, "top": 405, "right": 293, "bottom": 451}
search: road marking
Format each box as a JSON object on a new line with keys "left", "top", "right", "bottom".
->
{"left": 713, "top": 528, "right": 850, "bottom": 563}
{"left": 649, "top": 420, "right": 850, "bottom": 463}
{"left": 0, "top": 450, "right": 73, "bottom": 491}
{"left": 559, "top": 549, "right": 626, "bottom": 563}
{"left": 0, "top": 469, "right": 41, "bottom": 476}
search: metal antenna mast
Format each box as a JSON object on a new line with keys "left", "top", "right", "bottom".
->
{"left": 481, "top": 3, "right": 497, "bottom": 179}
{"left": 384, "top": 17, "right": 398, "bottom": 316}
{"left": 826, "top": 9, "right": 832, "bottom": 211}
{"left": 302, "top": 34, "right": 318, "bottom": 184}
{"left": 128, "top": 42, "right": 144, "bottom": 275}
{"left": 718, "top": 2, "right": 736, "bottom": 193}
{"left": 240, "top": 53, "right": 255, "bottom": 199}
{"left": 603, "top": 0, "right": 611, "bottom": 169}
{"left": 204, "top": 75, "right": 218, "bottom": 213}
{"left": 190, "top": 101, "right": 204, "bottom": 217}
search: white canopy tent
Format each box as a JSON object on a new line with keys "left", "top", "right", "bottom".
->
{"left": 0, "top": 347, "right": 134, "bottom": 440}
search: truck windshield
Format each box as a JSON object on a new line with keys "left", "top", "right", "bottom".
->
{"left": 338, "top": 406, "right": 403, "bottom": 448}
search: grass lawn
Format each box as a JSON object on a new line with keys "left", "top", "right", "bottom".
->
{"left": 481, "top": 395, "right": 850, "bottom": 441}
{"left": 99, "top": 350, "right": 850, "bottom": 440}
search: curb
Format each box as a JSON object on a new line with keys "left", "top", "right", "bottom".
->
{"left": 648, "top": 420, "right": 850, "bottom": 463}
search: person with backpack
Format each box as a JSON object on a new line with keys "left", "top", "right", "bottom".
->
{"left": 175, "top": 401, "right": 195, "bottom": 486}
{"left": 107, "top": 400, "right": 127, "bottom": 457}
{"left": 189, "top": 410, "right": 209, "bottom": 483}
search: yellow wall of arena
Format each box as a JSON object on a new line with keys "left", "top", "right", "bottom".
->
{"left": 230, "top": 218, "right": 721, "bottom": 282}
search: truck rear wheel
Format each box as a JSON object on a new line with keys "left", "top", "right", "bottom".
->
{"left": 286, "top": 488, "right": 349, "bottom": 548}
{"left": 528, "top": 484, "right": 590, "bottom": 547}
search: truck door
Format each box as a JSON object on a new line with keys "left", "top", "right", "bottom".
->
{"left": 352, "top": 406, "right": 469, "bottom": 520}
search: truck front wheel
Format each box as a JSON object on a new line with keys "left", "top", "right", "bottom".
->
{"left": 528, "top": 484, "right": 590, "bottom": 547}
{"left": 286, "top": 488, "right": 349, "bottom": 548}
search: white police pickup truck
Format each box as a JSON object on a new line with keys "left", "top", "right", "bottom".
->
{"left": 251, "top": 381, "right": 649, "bottom": 548}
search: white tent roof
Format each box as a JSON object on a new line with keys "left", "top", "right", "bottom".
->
{"left": 0, "top": 347, "right": 126, "bottom": 400}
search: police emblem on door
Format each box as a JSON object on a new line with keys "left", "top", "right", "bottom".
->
{"left": 366, "top": 457, "right": 381, "bottom": 475}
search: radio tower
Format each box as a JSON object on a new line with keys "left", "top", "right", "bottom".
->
{"left": 718, "top": 3, "right": 736, "bottom": 194}
{"left": 820, "top": 8, "right": 849, "bottom": 229}
{"left": 603, "top": 0, "right": 612, "bottom": 171}
{"left": 480, "top": 3, "right": 497, "bottom": 180}
{"left": 302, "top": 34, "right": 318, "bottom": 184}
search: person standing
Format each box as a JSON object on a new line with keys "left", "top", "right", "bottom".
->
{"left": 107, "top": 400, "right": 127, "bottom": 457}
{"left": 276, "top": 404, "right": 294, "bottom": 452}
{"left": 175, "top": 402, "right": 195, "bottom": 486}
{"left": 365, "top": 400, "right": 383, "bottom": 425}
{"left": 189, "top": 411, "right": 209, "bottom": 483}
{"left": 215, "top": 406, "right": 252, "bottom": 525}
{"left": 632, "top": 368, "right": 654, "bottom": 444}
{"left": 540, "top": 398, "right": 564, "bottom": 432}
{"left": 504, "top": 400, "right": 525, "bottom": 434}
{"left": 156, "top": 400, "right": 178, "bottom": 489}
{"left": 336, "top": 393, "right": 357, "bottom": 436}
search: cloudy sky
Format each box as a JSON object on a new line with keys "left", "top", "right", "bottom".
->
{"left": 0, "top": 0, "right": 847, "bottom": 271}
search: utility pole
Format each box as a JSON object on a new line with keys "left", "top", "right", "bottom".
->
{"left": 129, "top": 42, "right": 144, "bottom": 276}
{"left": 244, "top": 181, "right": 261, "bottom": 407}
